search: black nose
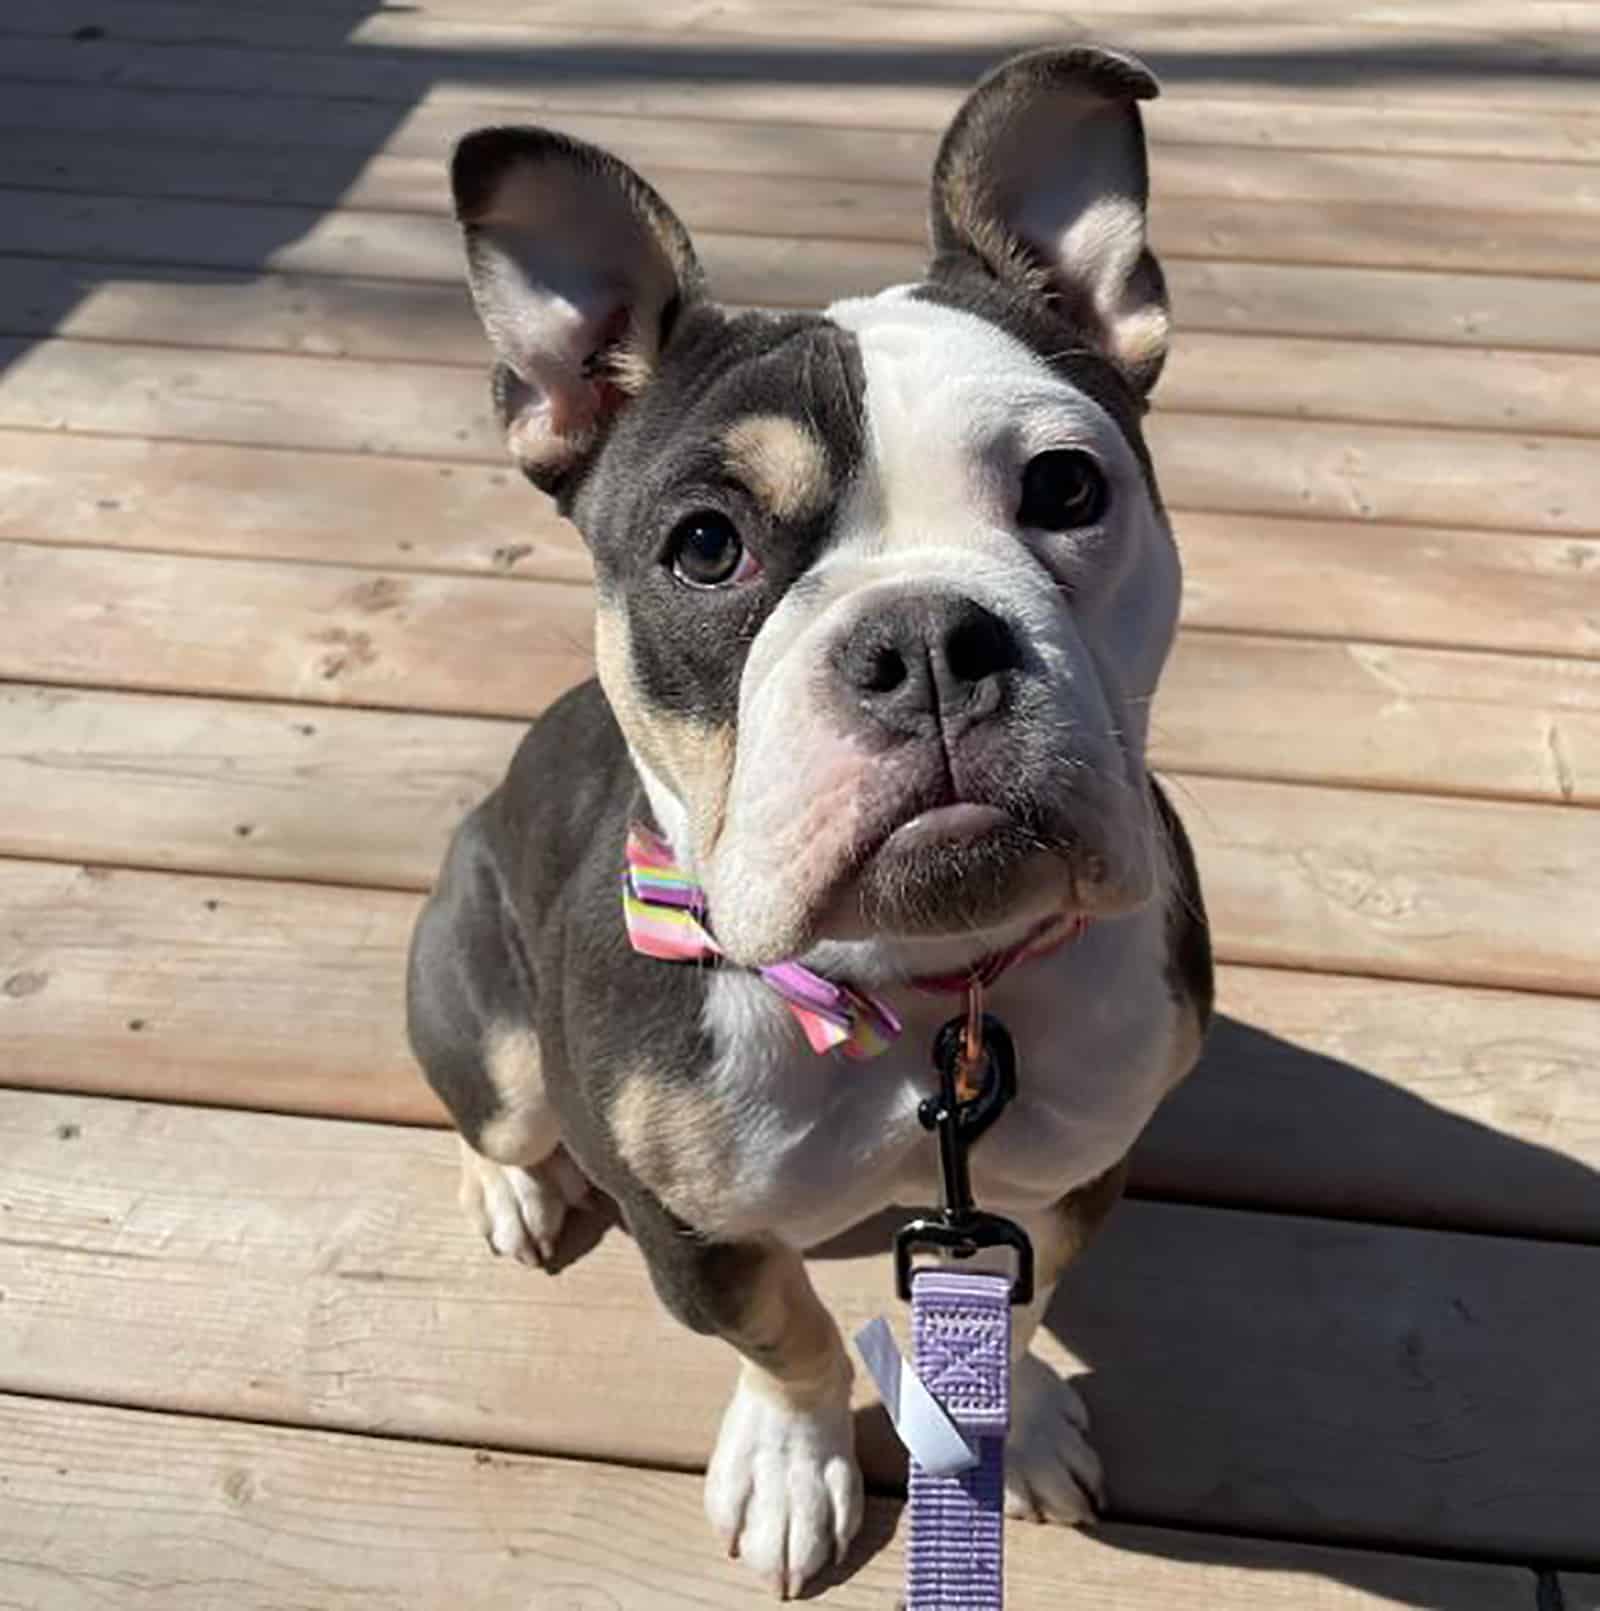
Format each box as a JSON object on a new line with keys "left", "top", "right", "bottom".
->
{"left": 832, "top": 593, "right": 1022, "bottom": 737}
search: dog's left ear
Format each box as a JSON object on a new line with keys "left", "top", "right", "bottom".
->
{"left": 930, "top": 45, "right": 1168, "bottom": 395}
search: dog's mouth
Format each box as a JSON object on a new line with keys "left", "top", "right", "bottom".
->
{"left": 816, "top": 785, "right": 1075, "bottom": 942}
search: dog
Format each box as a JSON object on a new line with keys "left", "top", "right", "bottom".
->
{"left": 407, "top": 43, "right": 1211, "bottom": 1598}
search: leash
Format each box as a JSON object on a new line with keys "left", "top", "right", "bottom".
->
{"left": 883, "top": 986, "right": 1031, "bottom": 1611}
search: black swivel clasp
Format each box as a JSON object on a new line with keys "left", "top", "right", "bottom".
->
{"left": 894, "top": 1005, "right": 1035, "bottom": 1305}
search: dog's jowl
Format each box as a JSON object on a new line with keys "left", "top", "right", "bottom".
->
{"left": 407, "top": 44, "right": 1211, "bottom": 1598}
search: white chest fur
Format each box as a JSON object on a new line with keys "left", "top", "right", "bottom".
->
{"left": 694, "top": 900, "right": 1186, "bottom": 1250}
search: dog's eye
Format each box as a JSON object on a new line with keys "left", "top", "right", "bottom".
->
{"left": 666, "top": 511, "right": 758, "bottom": 589}
{"left": 1017, "top": 450, "right": 1109, "bottom": 531}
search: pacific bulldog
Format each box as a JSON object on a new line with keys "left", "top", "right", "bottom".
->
{"left": 408, "top": 43, "right": 1211, "bottom": 1599}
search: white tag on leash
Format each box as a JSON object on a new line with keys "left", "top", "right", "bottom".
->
{"left": 853, "top": 1316, "right": 979, "bottom": 1477}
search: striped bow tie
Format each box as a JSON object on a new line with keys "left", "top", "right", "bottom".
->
{"left": 622, "top": 824, "right": 902, "bottom": 1058}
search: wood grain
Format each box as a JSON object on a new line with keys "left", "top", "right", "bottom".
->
{"left": 0, "top": 1090, "right": 1595, "bottom": 1557}
{"left": 1183, "top": 773, "right": 1599, "bottom": 994}
{"left": 0, "top": 1396, "right": 1538, "bottom": 1611}
{"left": 0, "top": 858, "right": 432, "bottom": 1122}
{"left": 4, "top": 427, "right": 1596, "bottom": 660}
{"left": 0, "top": 543, "right": 594, "bottom": 715}
{"left": 5, "top": 851, "right": 1599, "bottom": 1238}
{"left": 0, "top": 427, "right": 591, "bottom": 581}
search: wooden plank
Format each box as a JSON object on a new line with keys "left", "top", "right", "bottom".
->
{"left": 1143, "top": 966, "right": 1600, "bottom": 1237}
{"left": 1145, "top": 413, "right": 1600, "bottom": 536}
{"left": 0, "top": 254, "right": 496, "bottom": 367}
{"left": 1163, "top": 334, "right": 1600, "bottom": 437}
{"left": 13, "top": 113, "right": 1600, "bottom": 216}
{"left": 0, "top": 428, "right": 590, "bottom": 583}
{"left": 0, "top": 1091, "right": 1594, "bottom": 1558}
{"left": 0, "top": 859, "right": 435, "bottom": 1124}
{"left": 1184, "top": 773, "right": 1599, "bottom": 995}
{"left": 6, "top": 21, "right": 1600, "bottom": 120}
{"left": 0, "top": 543, "right": 593, "bottom": 715}
{"left": 11, "top": 130, "right": 1600, "bottom": 283}
{"left": 7, "top": 0, "right": 1591, "bottom": 42}
{"left": 6, "top": 850, "right": 1599, "bottom": 1238}
{"left": 0, "top": 686, "right": 520, "bottom": 890}
{"left": 1157, "top": 633, "right": 1600, "bottom": 804}
{"left": 8, "top": 71, "right": 1600, "bottom": 167}
{"left": 6, "top": 541, "right": 1598, "bottom": 801}
{"left": 1174, "top": 511, "right": 1600, "bottom": 662}
{"left": 0, "top": 1398, "right": 1538, "bottom": 1611}
{"left": 8, "top": 339, "right": 1600, "bottom": 535}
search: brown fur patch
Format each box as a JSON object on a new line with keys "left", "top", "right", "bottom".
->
{"left": 721, "top": 414, "right": 831, "bottom": 524}
{"left": 609, "top": 1069, "right": 738, "bottom": 1229}
{"left": 594, "top": 601, "right": 735, "bottom": 864}
{"left": 476, "top": 1020, "right": 559, "bottom": 1165}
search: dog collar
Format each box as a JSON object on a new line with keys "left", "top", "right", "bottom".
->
{"left": 621, "top": 823, "right": 1086, "bottom": 1059}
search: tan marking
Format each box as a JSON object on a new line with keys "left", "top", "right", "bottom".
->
{"left": 594, "top": 601, "right": 736, "bottom": 865}
{"left": 476, "top": 1020, "right": 559, "bottom": 1165}
{"left": 722, "top": 414, "right": 831, "bottom": 523}
{"left": 608, "top": 1069, "right": 739, "bottom": 1229}
{"left": 730, "top": 1242, "right": 852, "bottom": 1410}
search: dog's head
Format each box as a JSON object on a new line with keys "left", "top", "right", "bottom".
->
{"left": 454, "top": 47, "right": 1180, "bottom": 972}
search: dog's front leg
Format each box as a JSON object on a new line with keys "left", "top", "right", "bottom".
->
{"left": 640, "top": 1228, "right": 861, "bottom": 1598}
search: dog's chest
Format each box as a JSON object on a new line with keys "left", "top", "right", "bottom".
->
{"left": 678, "top": 914, "right": 1184, "bottom": 1249}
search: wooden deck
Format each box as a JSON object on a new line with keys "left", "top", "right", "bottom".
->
{"left": 2, "top": 0, "right": 1598, "bottom": 1604}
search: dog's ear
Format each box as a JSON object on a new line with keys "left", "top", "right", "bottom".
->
{"left": 452, "top": 127, "right": 705, "bottom": 491}
{"left": 930, "top": 46, "right": 1168, "bottom": 395}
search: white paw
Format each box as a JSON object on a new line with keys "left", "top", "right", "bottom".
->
{"left": 705, "top": 1374, "right": 863, "bottom": 1599}
{"left": 457, "top": 1140, "right": 588, "bottom": 1267}
{"left": 1003, "top": 1354, "right": 1104, "bottom": 1525}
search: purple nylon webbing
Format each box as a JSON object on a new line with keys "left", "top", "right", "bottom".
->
{"left": 907, "top": 1270, "right": 1012, "bottom": 1610}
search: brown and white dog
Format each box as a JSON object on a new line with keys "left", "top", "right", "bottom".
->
{"left": 407, "top": 44, "right": 1211, "bottom": 1599}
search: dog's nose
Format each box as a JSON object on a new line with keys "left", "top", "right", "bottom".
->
{"left": 832, "top": 594, "right": 1022, "bottom": 736}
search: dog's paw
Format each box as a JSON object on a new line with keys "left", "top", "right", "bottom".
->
{"left": 1003, "top": 1354, "right": 1104, "bottom": 1525}
{"left": 457, "top": 1139, "right": 588, "bottom": 1267}
{"left": 705, "top": 1375, "right": 862, "bottom": 1600}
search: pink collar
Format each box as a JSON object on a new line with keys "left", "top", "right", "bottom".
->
{"left": 622, "top": 823, "right": 1087, "bottom": 1059}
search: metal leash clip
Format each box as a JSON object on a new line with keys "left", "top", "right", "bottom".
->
{"left": 894, "top": 983, "right": 1035, "bottom": 1306}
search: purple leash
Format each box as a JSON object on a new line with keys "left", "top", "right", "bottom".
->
{"left": 907, "top": 1270, "right": 1013, "bottom": 1609}
{"left": 864, "top": 1007, "right": 1034, "bottom": 1611}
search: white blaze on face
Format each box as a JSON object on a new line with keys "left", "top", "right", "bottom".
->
{"left": 701, "top": 291, "right": 1182, "bottom": 966}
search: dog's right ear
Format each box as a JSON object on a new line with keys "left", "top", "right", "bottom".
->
{"left": 452, "top": 127, "right": 705, "bottom": 493}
